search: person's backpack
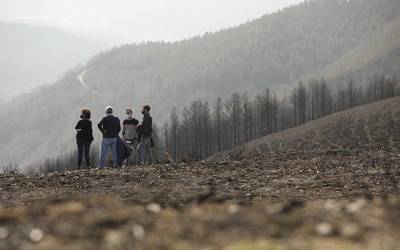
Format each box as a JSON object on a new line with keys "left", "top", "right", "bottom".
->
{"left": 117, "top": 137, "right": 132, "bottom": 166}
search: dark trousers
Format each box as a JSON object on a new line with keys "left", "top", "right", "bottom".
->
{"left": 77, "top": 140, "right": 92, "bottom": 168}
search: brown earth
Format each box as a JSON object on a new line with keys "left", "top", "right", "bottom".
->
{"left": 1, "top": 148, "right": 400, "bottom": 249}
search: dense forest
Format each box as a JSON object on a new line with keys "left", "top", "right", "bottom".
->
{"left": 0, "top": 0, "right": 399, "bottom": 169}
{"left": 163, "top": 75, "right": 400, "bottom": 161}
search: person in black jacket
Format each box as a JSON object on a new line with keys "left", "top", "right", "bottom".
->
{"left": 75, "top": 109, "right": 94, "bottom": 169}
{"left": 137, "top": 105, "right": 153, "bottom": 165}
{"left": 98, "top": 106, "right": 121, "bottom": 168}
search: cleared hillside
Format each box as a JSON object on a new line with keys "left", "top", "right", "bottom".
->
{"left": 210, "top": 97, "right": 400, "bottom": 161}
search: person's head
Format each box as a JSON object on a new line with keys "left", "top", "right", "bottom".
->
{"left": 126, "top": 108, "right": 133, "bottom": 119}
{"left": 105, "top": 106, "right": 113, "bottom": 115}
{"left": 80, "top": 109, "right": 91, "bottom": 120}
{"left": 142, "top": 105, "right": 151, "bottom": 115}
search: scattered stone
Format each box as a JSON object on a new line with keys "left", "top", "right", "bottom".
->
{"left": 341, "top": 223, "right": 361, "bottom": 239}
{"left": 345, "top": 199, "right": 367, "bottom": 213}
{"left": 315, "top": 223, "right": 333, "bottom": 236}
{"left": 324, "top": 200, "right": 341, "bottom": 212}
{"left": 105, "top": 230, "right": 125, "bottom": 247}
{"left": 29, "top": 228, "right": 44, "bottom": 242}
{"left": 132, "top": 224, "right": 145, "bottom": 240}
{"left": 227, "top": 204, "right": 240, "bottom": 214}
{"left": 146, "top": 203, "right": 161, "bottom": 213}
{"left": 0, "top": 226, "right": 9, "bottom": 239}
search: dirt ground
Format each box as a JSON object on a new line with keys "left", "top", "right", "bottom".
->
{"left": 1, "top": 148, "right": 400, "bottom": 249}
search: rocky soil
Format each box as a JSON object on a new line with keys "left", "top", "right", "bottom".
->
{"left": 1, "top": 148, "right": 400, "bottom": 249}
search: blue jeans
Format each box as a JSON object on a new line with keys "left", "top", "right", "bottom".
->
{"left": 100, "top": 138, "right": 118, "bottom": 167}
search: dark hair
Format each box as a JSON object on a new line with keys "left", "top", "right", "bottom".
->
{"left": 81, "top": 109, "right": 91, "bottom": 119}
{"left": 143, "top": 105, "right": 151, "bottom": 112}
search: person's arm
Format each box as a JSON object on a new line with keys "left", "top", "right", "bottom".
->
{"left": 88, "top": 121, "right": 94, "bottom": 141}
{"left": 136, "top": 124, "right": 143, "bottom": 139}
{"left": 117, "top": 117, "right": 121, "bottom": 134}
{"left": 121, "top": 121, "right": 126, "bottom": 137}
{"left": 97, "top": 118, "right": 104, "bottom": 133}
{"left": 75, "top": 120, "right": 82, "bottom": 131}
{"left": 88, "top": 121, "right": 93, "bottom": 133}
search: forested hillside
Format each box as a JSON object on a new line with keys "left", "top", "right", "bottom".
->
{"left": 85, "top": 0, "right": 400, "bottom": 104}
{"left": 0, "top": 0, "right": 399, "bottom": 169}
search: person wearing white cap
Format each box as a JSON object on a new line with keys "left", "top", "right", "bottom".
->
{"left": 97, "top": 106, "right": 121, "bottom": 168}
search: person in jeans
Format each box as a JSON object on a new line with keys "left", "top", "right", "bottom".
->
{"left": 122, "top": 108, "right": 139, "bottom": 165}
{"left": 97, "top": 106, "right": 121, "bottom": 168}
{"left": 137, "top": 105, "right": 153, "bottom": 165}
{"left": 75, "top": 109, "right": 94, "bottom": 169}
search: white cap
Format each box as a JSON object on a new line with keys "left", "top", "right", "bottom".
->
{"left": 105, "top": 106, "right": 113, "bottom": 114}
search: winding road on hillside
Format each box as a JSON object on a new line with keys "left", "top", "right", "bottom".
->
{"left": 77, "top": 70, "right": 103, "bottom": 97}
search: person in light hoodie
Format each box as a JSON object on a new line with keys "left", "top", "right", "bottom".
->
{"left": 122, "top": 108, "right": 139, "bottom": 165}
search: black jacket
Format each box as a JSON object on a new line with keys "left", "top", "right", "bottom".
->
{"left": 137, "top": 113, "right": 153, "bottom": 139}
{"left": 98, "top": 115, "right": 121, "bottom": 138}
{"left": 75, "top": 119, "right": 94, "bottom": 142}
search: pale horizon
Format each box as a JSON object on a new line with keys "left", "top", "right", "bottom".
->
{"left": 1, "top": 0, "right": 304, "bottom": 45}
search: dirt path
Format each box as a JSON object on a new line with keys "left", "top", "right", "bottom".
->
{"left": 77, "top": 70, "right": 103, "bottom": 97}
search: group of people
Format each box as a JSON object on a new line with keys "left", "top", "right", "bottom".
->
{"left": 74, "top": 105, "right": 153, "bottom": 169}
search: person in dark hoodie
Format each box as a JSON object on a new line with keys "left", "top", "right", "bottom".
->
{"left": 75, "top": 109, "right": 94, "bottom": 169}
{"left": 137, "top": 105, "right": 153, "bottom": 165}
{"left": 98, "top": 106, "right": 121, "bottom": 168}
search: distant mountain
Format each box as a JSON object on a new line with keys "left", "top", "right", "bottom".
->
{"left": 0, "top": 0, "right": 399, "bottom": 168}
{"left": 0, "top": 22, "right": 105, "bottom": 97}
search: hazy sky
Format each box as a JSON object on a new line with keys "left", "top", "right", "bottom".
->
{"left": 1, "top": 0, "right": 304, "bottom": 44}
